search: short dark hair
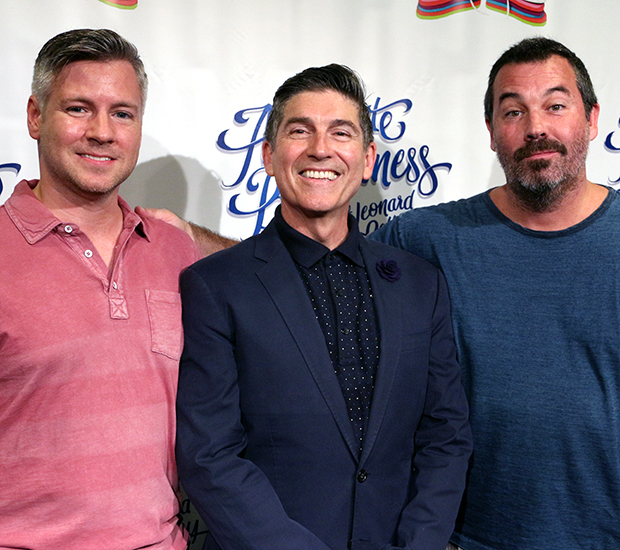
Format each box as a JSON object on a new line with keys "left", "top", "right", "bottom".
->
{"left": 484, "top": 37, "right": 597, "bottom": 124}
{"left": 32, "top": 28, "right": 147, "bottom": 112}
{"left": 264, "top": 63, "right": 374, "bottom": 149}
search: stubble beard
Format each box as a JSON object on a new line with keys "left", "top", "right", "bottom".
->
{"left": 39, "top": 139, "right": 132, "bottom": 201}
{"left": 495, "top": 129, "right": 590, "bottom": 213}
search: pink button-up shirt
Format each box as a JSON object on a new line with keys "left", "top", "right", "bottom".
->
{"left": 0, "top": 180, "right": 200, "bottom": 549}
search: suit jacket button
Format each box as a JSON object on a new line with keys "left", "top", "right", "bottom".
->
{"left": 357, "top": 469, "right": 368, "bottom": 483}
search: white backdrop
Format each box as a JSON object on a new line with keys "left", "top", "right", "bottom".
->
{"left": 2, "top": 1, "right": 620, "bottom": 546}
{"left": 2, "top": 0, "right": 620, "bottom": 241}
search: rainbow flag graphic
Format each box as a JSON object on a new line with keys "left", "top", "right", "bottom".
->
{"left": 98, "top": 0, "right": 138, "bottom": 9}
{"left": 492, "top": 0, "right": 546, "bottom": 26}
{"left": 416, "top": 0, "right": 482, "bottom": 19}
{"left": 417, "top": 0, "right": 546, "bottom": 25}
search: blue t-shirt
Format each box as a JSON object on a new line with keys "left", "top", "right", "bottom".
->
{"left": 370, "top": 188, "right": 620, "bottom": 550}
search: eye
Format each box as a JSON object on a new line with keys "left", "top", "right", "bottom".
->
{"left": 549, "top": 104, "right": 565, "bottom": 112}
{"left": 66, "top": 106, "right": 87, "bottom": 114}
{"left": 287, "top": 127, "right": 309, "bottom": 138}
{"left": 114, "top": 111, "right": 133, "bottom": 120}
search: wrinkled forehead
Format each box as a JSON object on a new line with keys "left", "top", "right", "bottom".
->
{"left": 494, "top": 57, "right": 578, "bottom": 97}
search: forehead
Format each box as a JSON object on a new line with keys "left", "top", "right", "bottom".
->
{"left": 280, "top": 89, "right": 361, "bottom": 128}
{"left": 51, "top": 59, "right": 141, "bottom": 104}
{"left": 493, "top": 55, "right": 579, "bottom": 103}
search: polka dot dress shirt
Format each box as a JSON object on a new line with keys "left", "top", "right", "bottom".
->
{"left": 275, "top": 208, "right": 379, "bottom": 456}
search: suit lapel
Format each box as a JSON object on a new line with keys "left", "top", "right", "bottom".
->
{"left": 358, "top": 244, "right": 403, "bottom": 466}
{"left": 254, "top": 224, "right": 359, "bottom": 460}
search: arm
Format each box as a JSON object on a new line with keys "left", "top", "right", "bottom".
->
{"left": 135, "top": 206, "right": 239, "bottom": 256}
{"left": 388, "top": 270, "right": 472, "bottom": 550}
{"left": 176, "top": 266, "right": 331, "bottom": 550}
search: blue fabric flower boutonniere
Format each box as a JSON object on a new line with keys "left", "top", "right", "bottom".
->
{"left": 376, "top": 259, "right": 401, "bottom": 282}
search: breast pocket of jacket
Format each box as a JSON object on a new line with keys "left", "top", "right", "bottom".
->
{"left": 145, "top": 289, "right": 183, "bottom": 361}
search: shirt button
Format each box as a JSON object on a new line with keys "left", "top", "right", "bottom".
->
{"left": 341, "top": 327, "right": 350, "bottom": 335}
{"left": 84, "top": 249, "right": 93, "bottom": 258}
{"left": 112, "top": 282, "right": 118, "bottom": 290}
{"left": 64, "top": 225, "right": 73, "bottom": 233}
{"left": 357, "top": 470, "right": 368, "bottom": 483}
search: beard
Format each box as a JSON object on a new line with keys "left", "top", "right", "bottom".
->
{"left": 495, "top": 129, "right": 590, "bottom": 213}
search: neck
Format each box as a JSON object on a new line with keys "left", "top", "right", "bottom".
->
{"left": 281, "top": 206, "right": 350, "bottom": 250}
{"left": 489, "top": 179, "right": 608, "bottom": 231}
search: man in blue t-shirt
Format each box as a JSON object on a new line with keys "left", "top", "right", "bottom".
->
{"left": 372, "top": 37, "right": 620, "bottom": 550}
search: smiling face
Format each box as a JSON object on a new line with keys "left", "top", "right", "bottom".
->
{"left": 487, "top": 55, "right": 599, "bottom": 207}
{"left": 27, "top": 59, "right": 143, "bottom": 203}
{"left": 263, "top": 89, "right": 376, "bottom": 234}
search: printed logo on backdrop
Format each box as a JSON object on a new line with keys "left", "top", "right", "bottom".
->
{"left": 0, "top": 164, "right": 21, "bottom": 199}
{"left": 416, "top": 0, "right": 547, "bottom": 26}
{"left": 178, "top": 493, "right": 209, "bottom": 550}
{"left": 217, "top": 98, "right": 453, "bottom": 236}
{"left": 604, "top": 119, "right": 620, "bottom": 184}
{"left": 98, "top": 0, "right": 138, "bottom": 9}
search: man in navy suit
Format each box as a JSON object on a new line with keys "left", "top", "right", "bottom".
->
{"left": 175, "top": 64, "right": 472, "bottom": 550}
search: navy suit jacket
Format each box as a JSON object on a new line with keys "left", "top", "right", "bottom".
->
{"left": 176, "top": 219, "right": 472, "bottom": 550}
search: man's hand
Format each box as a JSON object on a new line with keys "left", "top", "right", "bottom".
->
{"left": 135, "top": 206, "right": 238, "bottom": 257}
{"left": 135, "top": 206, "right": 190, "bottom": 233}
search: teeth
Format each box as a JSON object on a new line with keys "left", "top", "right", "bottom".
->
{"left": 302, "top": 170, "right": 337, "bottom": 180}
{"left": 83, "top": 154, "right": 113, "bottom": 161}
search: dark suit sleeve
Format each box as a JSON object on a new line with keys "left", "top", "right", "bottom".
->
{"left": 386, "top": 270, "right": 472, "bottom": 550}
{"left": 176, "top": 266, "right": 332, "bottom": 550}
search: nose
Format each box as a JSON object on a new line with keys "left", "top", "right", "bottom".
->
{"left": 525, "top": 110, "right": 547, "bottom": 141}
{"left": 86, "top": 112, "right": 114, "bottom": 144}
{"left": 306, "top": 131, "right": 331, "bottom": 159}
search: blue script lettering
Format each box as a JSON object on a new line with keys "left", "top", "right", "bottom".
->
{"left": 369, "top": 97, "right": 413, "bottom": 142}
{"left": 353, "top": 187, "right": 416, "bottom": 236}
{"left": 178, "top": 497, "right": 209, "bottom": 548}
{"left": 0, "top": 163, "right": 21, "bottom": 198}
{"left": 366, "top": 144, "right": 452, "bottom": 192}
{"left": 605, "top": 118, "right": 620, "bottom": 183}
{"left": 217, "top": 105, "right": 276, "bottom": 234}
{"left": 364, "top": 97, "right": 451, "bottom": 191}
{"left": 216, "top": 96, "right": 452, "bottom": 235}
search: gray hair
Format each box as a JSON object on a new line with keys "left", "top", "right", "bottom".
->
{"left": 484, "top": 36, "right": 597, "bottom": 125}
{"left": 32, "top": 28, "right": 148, "bottom": 112}
{"left": 265, "top": 64, "right": 374, "bottom": 150}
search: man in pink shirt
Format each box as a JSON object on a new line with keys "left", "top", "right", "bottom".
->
{"left": 0, "top": 28, "right": 220, "bottom": 549}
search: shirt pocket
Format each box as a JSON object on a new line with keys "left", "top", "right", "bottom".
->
{"left": 145, "top": 289, "right": 183, "bottom": 360}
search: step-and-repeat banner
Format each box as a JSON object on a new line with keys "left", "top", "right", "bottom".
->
{"left": 2, "top": 1, "right": 620, "bottom": 546}
{"left": 3, "top": 1, "right": 620, "bottom": 241}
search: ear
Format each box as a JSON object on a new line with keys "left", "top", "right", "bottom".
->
{"left": 588, "top": 103, "right": 600, "bottom": 141}
{"left": 486, "top": 118, "right": 496, "bottom": 152}
{"left": 362, "top": 141, "right": 377, "bottom": 181}
{"left": 27, "top": 95, "right": 43, "bottom": 140}
{"left": 263, "top": 140, "right": 275, "bottom": 177}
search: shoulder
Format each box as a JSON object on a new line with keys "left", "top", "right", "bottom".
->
{"left": 367, "top": 192, "right": 489, "bottom": 261}
{"left": 139, "top": 216, "right": 201, "bottom": 266}
{"left": 385, "top": 192, "right": 489, "bottom": 231}
{"left": 184, "top": 231, "right": 263, "bottom": 279}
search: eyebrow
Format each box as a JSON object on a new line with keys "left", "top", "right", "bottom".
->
{"left": 64, "top": 96, "right": 141, "bottom": 111}
{"left": 498, "top": 85, "right": 572, "bottom": 106}
{"left": 283, "top": 116, "right": 360, "bottom": 132}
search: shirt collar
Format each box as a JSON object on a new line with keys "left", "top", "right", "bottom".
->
{"left": 5, "top": 180, "right": 149, "bottom": 244}
{"left": 274, "top": 205, "right": 364, "bottom": 268}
